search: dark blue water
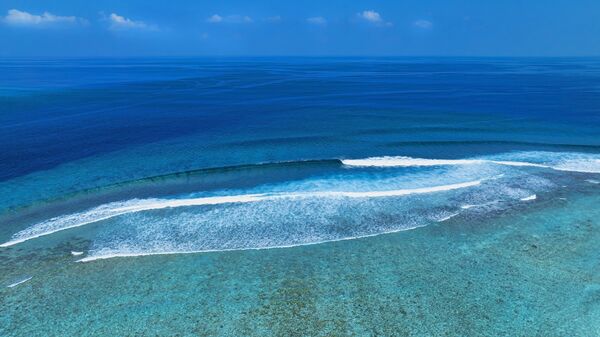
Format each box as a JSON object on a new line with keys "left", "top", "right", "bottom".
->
{"left": 1, "top": 58, "right": 600, "bottom": 336}
{"left": 2, "top": 57, "right": 599, "bottom": 182}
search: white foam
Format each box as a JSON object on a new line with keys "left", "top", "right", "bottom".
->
{"left": 586, "top": 179, "right": 599, "bottom": 184}
{"left": 308, "top": 179, "right": 482, "bottom": 198}
{"left": 342, "top": 156, "right": 549, "bottom": 168}
{"left": 553, "top": 159, "right": 600, "bottom": 174}
{"left": 460, "top": 204, "right": 478, "bottom": 209}
{"left": 342, "top": 156, "right": 481, "bottom": 167}
{"left": 77, "top": 225, "right": 425, "bottom": 262}
{"left": 71, "top": 251, "right": 84, "bottom": 256}
{"left": 460, "top": 200, "right": 501, "bottom": 209}
{"left": 0, "top": 195, "right": 267, "bottom": 248}
{"left": 489, "top": 161, "right": 549, "bottom": 168}
{"left": 342, "top": 155, "right": 600, "bottom": 173}
{"left": 520, "top": 194, "right": 537, "bottom": 201}
{"left": 7, "top": 276, "right": 32, "bottom": 288}
{"left": 1, "top": 180, "right": 483, "bottom": 248}
{"left": 437, "top": 212, "right": 459, "bottom": 222}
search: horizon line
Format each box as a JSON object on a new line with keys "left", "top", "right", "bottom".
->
{"left": 2, "top": 55, "right": 600, "bottom": 60}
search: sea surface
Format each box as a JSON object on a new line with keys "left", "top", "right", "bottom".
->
{"left": 1, "top": 57, "right": 600, "bottom": 336}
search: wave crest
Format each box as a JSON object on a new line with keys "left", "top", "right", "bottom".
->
{"left": 342, "top": 153, "right": 600, "bottom": 173}
{"left": 0, "top": 180, "right": 483, "bottom": 248}
{"left": 3, "top": 150, "right": 595, "bottom": 261}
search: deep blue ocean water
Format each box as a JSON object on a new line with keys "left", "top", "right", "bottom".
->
{"left": 1, "top": 58, "right": 600, "bottom": 336}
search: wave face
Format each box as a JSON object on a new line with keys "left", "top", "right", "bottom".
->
{"left": 2, "top": 151, "right": 599, "bottom": 261}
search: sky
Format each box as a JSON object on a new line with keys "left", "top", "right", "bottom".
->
{"left": 1, "top": 0, "right": 600, "bottom": 57}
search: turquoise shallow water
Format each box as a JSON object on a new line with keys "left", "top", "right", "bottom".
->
{"left": 1, "top": 183, "right": 600, "bottom": 336}
{"left": 1, "top": 58, "right": 600, "bottom": 335}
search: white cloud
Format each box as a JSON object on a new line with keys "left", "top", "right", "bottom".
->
{"left": 207, "top": 14, "right": 223, "bottom": 23}
{"left": 207, "top": 14, "right": 253, "bottom": 24}
{"left": 307, "top": 16, "right": 327, "bottom": 25}
{"left": 414, "top": 19, "right": 433, "bottom": 29}
{"left": 3, "top": 9, "right": 84, "bottom": 26}
{"left": 108, "top": 13, "right": 155, "bottom": 30}
{"left": 359, "top": 10, "right": 382, "bottom": 23}
{"left": 357, "top": 10, "right": 392, "bottom": 27}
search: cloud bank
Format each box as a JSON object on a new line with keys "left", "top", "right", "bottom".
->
{"left": 3, "top": 9, "right": 85, "bottom": 27}
{"left": 357, "top": 10, "right": 392, "bottom": 27}
{"left": 108, "top": 13, "right": 156, "bottom": 31}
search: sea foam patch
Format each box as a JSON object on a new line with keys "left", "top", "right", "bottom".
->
{"left": 1, "top": 180, "right": 483, "bottom": 248}
{"left": 1, "top": 151, "right": 590, "bottom": 261}
{"left": 342, "top": 152, "right": 600, "bottom": 173}
{"left": 80, "top": 190, "right": 481, "bottom": 262}
{"left": 521, "top": 194, "right": 537, "bottom": 201}
{"left": 79, "top": 172, "right": 552, "bottom": 262}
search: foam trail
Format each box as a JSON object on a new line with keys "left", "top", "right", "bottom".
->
{"left": 520, "top": 194, "right": 537, "bottom": 201}
{"left": 342, "top": 157, "right": 482, "bottom": 167}
{"left": 461, "top": 204, "right": 479, "bottom": 209}
{"left": 71, "top": 251, "right": 84, "bottom": 256}
{"left": 306, "top": 180, "right": 481, "bottom": 198}
{"left": 341, "top": 155, "right": 600, "bottom": 173}
{"left": 0, "top": 194, "right": 267, "bottom": 248}
{"left": 490, "top": 161, "right": 549, "bottom": 168}
{"left": 77, "top": 226, "right": 426, "bottom": 263}
{"left": 1, "top": 180, "right": 483, "bottom": 248}
{"left": 7, "top": 276, "right": 32, "bottom": 288}
{"left": 460, "top": 200, "right": 500, "bottom": 209}
{"left": 341, "top": 156, "right": 549, "bottom": 168}
{"left": 437, "top": 213, "right": 460, "bottom": 222}
{"left": 553, "top": 159, "right": 600, "bottom": 173}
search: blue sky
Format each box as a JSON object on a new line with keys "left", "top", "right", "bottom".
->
{"left": 1, "top": 0, "right": 600, "bottom": 57}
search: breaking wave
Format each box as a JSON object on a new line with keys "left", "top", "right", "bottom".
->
{"left": 1, "top": 180, "right": 483, "bottom": 248}
{"left": 1, "top": 151, "right": 598, "bottom": 261}
{"left": 342, "top": 152, "right": 600, "bottom": 173}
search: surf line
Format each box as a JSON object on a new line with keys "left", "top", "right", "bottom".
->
{"left": 78, "top": 223, "right": 432, "bottom": 263}
{"left": 342, "top": 155, "right": 600, "bottom": 174}
{"left": 1, "top": 179, "right": 484, "bottom": 248}
{"left": 437, "top": 212, "right": 460, "bottom": 222}
{"left": 341, "top": 156, "right": 551, "bottom": 168}
{"left": 7, "top": 276, "right": 32, "bottom": 288}
{"left": 520, "top": 194, "right": 537, "bottom": 201}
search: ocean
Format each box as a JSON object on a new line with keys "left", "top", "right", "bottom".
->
{"left": 1, "top": 57, "right": 600, "bottom": 336}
